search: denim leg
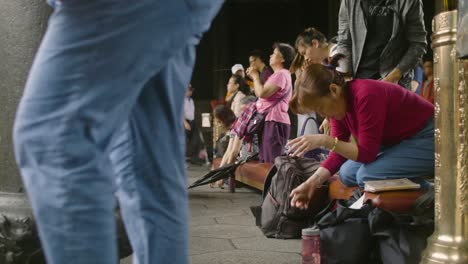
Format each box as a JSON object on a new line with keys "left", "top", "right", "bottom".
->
{"left": 355, "top": 119, "right": 435, "bottom": 187}
{"left": 110, "top": 42, "right": 197, "bottom": 264}
{"left": 339, "top": 160, "right": 363, "bottom": 187}
{"left": 13, "top": 1, "right": 222, "bottom": 263}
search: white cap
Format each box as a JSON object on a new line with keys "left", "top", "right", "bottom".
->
{"left": 231, "top": 64, "right": 244, "bottom": 74}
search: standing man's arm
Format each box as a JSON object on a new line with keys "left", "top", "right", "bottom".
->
{"left": 384, "top": 0, "right": 427, "bottom": 83}
{"left": 336, "top": 0, "right": 353, "bottom": 73}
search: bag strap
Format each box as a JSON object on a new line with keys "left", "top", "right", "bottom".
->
{"left": 300, "top": 116, "right": 319, "bottom": 136}
{"left": 260, "top": 86, "right": 291, "bottom": 114}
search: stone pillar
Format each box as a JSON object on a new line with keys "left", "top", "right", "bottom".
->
{"left": 0, "top": 1, "right": 50, "bottom": 192}
{"left": 420, "top": 9, "right": 468, "bottom": 264}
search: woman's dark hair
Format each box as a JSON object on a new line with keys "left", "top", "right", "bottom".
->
{"left": 289, "top": 54, "right": 347, "bottom": 115}
{"left": 290, "top": 27, "right": 327, "bottom": 73}
{"left": 214, "top": 105, "right": 236, "bottom": 128}
{"left": 273, "top": 42, "right": 295, "bottom": 70}
{"left": 230, "top": 74, "right": 250, "bottom": 95}
{"left": 249, "top": 49, "right": 266, "bottom": 64}
{"left": 294, "top": 27, "right": 327, "bottom": 49}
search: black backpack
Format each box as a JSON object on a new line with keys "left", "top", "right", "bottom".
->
{"left": 251, "top": 156, "right": 328, "bottom": 239}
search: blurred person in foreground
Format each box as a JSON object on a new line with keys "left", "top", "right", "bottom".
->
{"left": 13, "top": 1, "right": 224, "bottom": 263}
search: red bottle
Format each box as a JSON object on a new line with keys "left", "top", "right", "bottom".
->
{"left": 302, "top": 227, "right": 320, "bottom": 264}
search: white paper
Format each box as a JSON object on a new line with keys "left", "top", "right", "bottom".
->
{"left": 201, "top": 113, "right": 211, "bottom": 128}
{"left": 349, "top": 195, "right": 365, "bottom": 210}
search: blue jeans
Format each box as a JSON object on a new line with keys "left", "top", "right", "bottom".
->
{"left": 13, "top": 1, "right": 223, "bottom": 264}
{"left": 339, "top": 118, "right": 434, "bottom": 188}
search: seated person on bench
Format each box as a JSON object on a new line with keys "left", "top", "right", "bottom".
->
{"left": 211, "top": 96, "right": 257, "bottom": 188}
{"left": 286, "top": 57, "right": 434, "bottom": 210}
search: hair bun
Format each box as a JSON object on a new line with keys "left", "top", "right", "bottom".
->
{"left": 327, "top": 53, "right": 346, "bottom": 69}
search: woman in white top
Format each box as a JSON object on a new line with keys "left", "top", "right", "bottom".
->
{"left": 226, "top": 74, "right": 249, "bottom": 117}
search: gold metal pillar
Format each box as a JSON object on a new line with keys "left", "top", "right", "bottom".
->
{"left": 421, "top": 9, "right": 468, "bottom": 264}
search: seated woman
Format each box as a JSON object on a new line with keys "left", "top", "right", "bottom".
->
{"left": 287, "top": 57, "right": 434, "bottom": 210}
{"left": 213, "top": 104, "right": 237, "bottom": 157}
{"left": 246, "top": 42, "right": 295, "bottom": 163}
{"left": 212, "top": 96, "right": 257, "bottom": 188}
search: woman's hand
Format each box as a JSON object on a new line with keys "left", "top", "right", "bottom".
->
{"left": 246, "top": 67, "right": 260, "bottom": 81}
{"left": 290, "top": 181, "right": 317, "bottom": 210}
{"left": 184, "top": 120, "right": 191, "bottom": 131}
{"left": 382, "top": 68, "right": 402, "bottom": 84}
{"left": 319, "top": 118, "right": 330, "bottom": 135}
{"left": 301, "top": 58, "right": 312, "bottom": 70}
{"left": 287, "top": 134, "right": 327, "bottom": 157}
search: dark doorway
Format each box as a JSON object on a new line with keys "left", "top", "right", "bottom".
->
{"left": 191, "top": 0, "right": 330, "bottom": 101}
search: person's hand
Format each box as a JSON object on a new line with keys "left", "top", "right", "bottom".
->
{"left": 184, "top": 120, "right": 191, "bottom": 131}
{"left": 287, "top": 134, "right": 325, "bottom": 157}
{"left": 290, "top": 181, "right": 317, "bottom": 210}
{"left": 382, "top": 68, "right": 402, "bottom": 84}
{"left": 246, "top": 67, "right": 260, "bottom": 81}
{"left": 319, "top": 118, "right": 330, "bottom": 135}
{"left": 301, "top": 58, "right": 312, "bottom": 70}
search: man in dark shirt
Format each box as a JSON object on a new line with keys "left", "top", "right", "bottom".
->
{"left": 336, "top": 0, "right": 427, "bottom": 89}
{"left": 357, "top": 0, "right": 394, "bottom": 79}
{"left": 249, "top": 50, "right": 274, "bottom": 84}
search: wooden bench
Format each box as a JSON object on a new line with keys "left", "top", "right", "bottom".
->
{"left": 212, "top": 158, "right": 428, "bottom": 213}
{"left": 211, "top": 158, "right": 272, "bottom": 192}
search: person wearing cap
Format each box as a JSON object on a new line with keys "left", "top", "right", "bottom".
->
{"left": 231, "top": 64, "right": 245, "bottom": 78}
{"left": 246, "top": 43, "right": 295, "bottom": 163}
{"left": 287, "top": 61, "right": 434, "bottom": 210}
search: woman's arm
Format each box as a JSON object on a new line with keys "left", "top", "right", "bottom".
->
{"left": 247, "top": 67, "right": 281, "bottom": 99}
{"left": 324, "top": 135, "right": 358, "bottom": 161}
{"left": 290, "top": 167, "right": 332, "bottom": 209}
{"left": 252, "top": 76, "right": 280, "bottom": 99}
{"left": 220, "top": 137, "right": 235, "bottom": 167}
{"left": 288, "top": 134, "right": 358, "bottom": 161}
{"left": 220, "top": 135, "right": 243, "bottom": 167}
{"left": 226, "top": 136, "right": 243, "bottom": 163}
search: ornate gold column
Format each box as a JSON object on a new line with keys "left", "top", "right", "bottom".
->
{"left": 421, "top": 9, "right": 468, "bottom": 264}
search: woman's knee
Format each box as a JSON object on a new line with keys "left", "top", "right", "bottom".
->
{"left": 355, "top": 165, "right": 378, "bottom": 187}
{"left": 339, "top": 161, "right": 360, "bottom": 187}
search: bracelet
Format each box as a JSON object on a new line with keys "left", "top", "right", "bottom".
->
{"left": 312, "top": 173, "right": 325, "bottom": 188}
{"left": 329, "top": 136, "right": 338, "bottom": 152}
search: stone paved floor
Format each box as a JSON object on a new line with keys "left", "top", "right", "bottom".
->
{"left": 121, "top": 163, "right": 302, "bottom": 264}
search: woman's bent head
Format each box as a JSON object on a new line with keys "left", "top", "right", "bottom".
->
{"left": 289, "top": 55, "right": 348, "bottom": 120}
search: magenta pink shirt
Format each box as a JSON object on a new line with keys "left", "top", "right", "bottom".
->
{"left": 256, "top": 69, "right": 292, "bottom": 125}
{"left": 321, "top": 79, "right": 434, "bottom": 175}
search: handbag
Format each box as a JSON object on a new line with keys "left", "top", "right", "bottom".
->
{"left": 245, "top": 87, "right": 291, "bottom": 136}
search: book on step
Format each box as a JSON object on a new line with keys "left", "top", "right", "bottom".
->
{"left": 363, "top": 178, "right": 421, "bottom": 193}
